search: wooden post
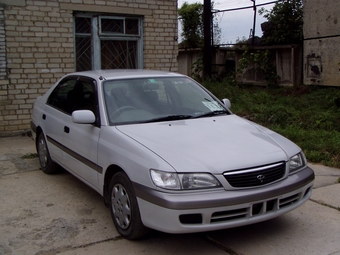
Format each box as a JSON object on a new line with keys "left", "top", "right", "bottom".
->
{"left": 203, "top": 0, "right": 212, "bottom": 78}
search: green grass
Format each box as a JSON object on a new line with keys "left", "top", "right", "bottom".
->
{"left": 203, "top": 79, "right": 340, "bottom": 168}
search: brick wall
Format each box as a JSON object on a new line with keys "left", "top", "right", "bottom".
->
{"left": 0, "top": 6, "right": 9, "bottom": 134}
{"left": 0, "top": 0, "right": 178, "bottom": 136}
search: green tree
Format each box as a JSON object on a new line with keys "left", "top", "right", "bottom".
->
{"left": 178, "top": 2, "right": 221, "bottom": 49}
{"left": 259, "top": 0, "right": 303, "bottom": 45}
{"left": 178, "top": 2, "right": 204, "bottom": 48}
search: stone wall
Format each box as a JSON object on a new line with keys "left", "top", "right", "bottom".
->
{"left": 0, "top": 0, "right": 178, "bottom": 136}
{"left": 303, "top": 0, "right": 340, "bottom": 86}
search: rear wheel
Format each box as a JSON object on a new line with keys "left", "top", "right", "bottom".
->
{"left": 37, "top": 132, "right": 59, "bottom": 174}
{"left": 109, "top": 172, "right": 149, "bottom": 239}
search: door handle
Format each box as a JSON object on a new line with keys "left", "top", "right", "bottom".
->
{"left": 64, "top": 126, "right": 70, "bottom": 133}
{"left": 42, "top": 114, "right": 46, "bottom": 120}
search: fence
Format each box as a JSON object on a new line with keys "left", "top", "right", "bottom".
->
{"left": 177, "top": 44, "right": 302, "bottom": 86}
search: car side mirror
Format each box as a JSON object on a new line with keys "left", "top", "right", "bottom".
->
{"left": 72, "top": 110, "right": 96, "bottom": 124}
{"left": 222, "top": 98, "right": 231, "bottom": 109}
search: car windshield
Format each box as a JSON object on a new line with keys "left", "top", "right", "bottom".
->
{"left": 103, "top": 76, "right": 229, "bottom": 125}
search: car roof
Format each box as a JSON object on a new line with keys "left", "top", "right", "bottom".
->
{"left": 66, "top": 69, "right": 186, "bottom": 80}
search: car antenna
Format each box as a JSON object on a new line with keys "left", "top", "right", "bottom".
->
{"left": 99, "top": 76, "right": 106, "bottom": 81}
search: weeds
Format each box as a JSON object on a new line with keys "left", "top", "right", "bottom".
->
{"left": 21, "top": 153, "right": 38, "bottom": 159}
{"left": 203, "top": 78, "right": 340, "bottom": 168}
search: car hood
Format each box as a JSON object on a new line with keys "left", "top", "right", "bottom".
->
{"left": 116, "top": 115, "right": 301, "bottom": 174}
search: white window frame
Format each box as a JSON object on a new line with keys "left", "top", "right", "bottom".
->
{"left": 74, "top": 13, "right": 144, "bottom": 70}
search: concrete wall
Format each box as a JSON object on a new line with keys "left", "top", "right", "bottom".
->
{"left": 235, "top": 45, "right": 302, "bottom": 86}
{"left": 303, "top": 0, "right": 340, "bottom": 86}
{"left": 178, "top": 48, "right": 235, "bottom": 78}
{"left": 0, "top": 0, "right": 178, "bottom": 136}
{"left": 177, "top": 48, "right": 201, "bottom": 77}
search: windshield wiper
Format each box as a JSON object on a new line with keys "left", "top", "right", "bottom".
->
{"left": 143, "top": 115, "right": 193, "bottom": 123}
{"left": 193, "top": 110, "right": 228, "bottom": 118}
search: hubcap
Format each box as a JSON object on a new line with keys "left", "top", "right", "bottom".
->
{"left": 111, "top": 184, "right": 131, "bottom": 229}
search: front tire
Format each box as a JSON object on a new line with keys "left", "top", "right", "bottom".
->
{"left": 37, "top": 132, "right": 59, "bottom": 174}
{"left": 109, "top": 172, "right": 149, "bottom": 239}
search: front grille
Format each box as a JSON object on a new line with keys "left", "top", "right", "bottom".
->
{"left": 223, "top": 162, "right": 286, "bottom": 188}
{"left": 178, "top": 184, "right": 313, "bottom": 226}
{"left": 211, "top": 208, "right": 248, "bottom": 223}
{"left": 210, "top": 187, "right": 311, "bottom": 224}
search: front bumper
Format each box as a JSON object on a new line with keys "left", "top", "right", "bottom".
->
{"left": 134, "top": 166, "right": 314, "bottom": 233}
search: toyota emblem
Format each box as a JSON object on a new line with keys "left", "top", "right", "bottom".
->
{"left": 257, "top": 174, "right": 265, "bottom": 182}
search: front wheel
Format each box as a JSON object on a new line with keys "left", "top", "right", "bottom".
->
{"left": 37, "top": 132, "right": 59, "bottom": 174}
{"left": 109, "top": 172, "right": 149, "bottom": 239}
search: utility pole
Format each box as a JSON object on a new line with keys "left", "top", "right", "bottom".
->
{"left": 203, "top": 0, "right": 212, "bottom": 78}
{"left": 251, "top": 0, "right": 256, "bottom": 46}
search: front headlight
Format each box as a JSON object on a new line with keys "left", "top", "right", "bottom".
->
{"left": 150, "top": 169, "right": 222, "bottom": 190}
{"left": 150, "top": 170, "right": 181, "bottom": 189}
{"left": 289, "top": 152, "right": 306, "bottom": 173}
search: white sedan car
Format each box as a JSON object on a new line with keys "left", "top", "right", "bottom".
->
{"left": 31, "top": 70, "right": 314, "bottom": 239}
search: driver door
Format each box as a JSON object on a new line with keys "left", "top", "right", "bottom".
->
{"left": 61, "top": 76, "right": 102, "bottom": 190}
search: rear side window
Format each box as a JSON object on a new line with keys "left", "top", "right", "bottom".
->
{"left": 47, "top": 78, "right": 77, "bottom": 114}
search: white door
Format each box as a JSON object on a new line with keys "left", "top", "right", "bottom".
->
{"left": 61, "top": 77, "right": 102, "bottom": 190}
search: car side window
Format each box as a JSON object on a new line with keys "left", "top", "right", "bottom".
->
{"left": 47, "top": 78, "right": 77, "bottom": 114}
{"left": 72, "top": 78, "right": 101, "bottom": 127}
{"left": 73, "top": 79, "right": 97, "bottom": 113}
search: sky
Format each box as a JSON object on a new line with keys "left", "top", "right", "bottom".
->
{"left": 177, "top": 0, "right": 276, "bottom": 44}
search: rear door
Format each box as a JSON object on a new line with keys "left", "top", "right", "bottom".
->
{"left": 43, "top": 77, "right": 78, "bottom": 164}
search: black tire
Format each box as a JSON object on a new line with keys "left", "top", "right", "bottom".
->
{"left": 109, "top": 172, "right": 149, "bottom": 240}
{"left": 37, "top": 132, "right": 59, "bottom": 174}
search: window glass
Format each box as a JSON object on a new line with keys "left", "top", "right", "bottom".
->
{"left": 101, "top": 40, "right": 137, "bottom": 69}
{"left": 101, "top": 18, "right": 124, "bottom": 34}
{"left": 73, "top": 79, "right": 97, "bottom": 114}
{"left": 173, "top": 81, "right": 210, "bottom": 111}
{"left": 103, "top": 77, "right": 225, "bottom": 125}
{"left": 125, "top": 18, "right": 139, "bottom": 35}
{"left": 75, "top": 37, "right": 92, "bottom": 72}
{"left": 47, "top": 79, "right": 77, "bottom": 114}
{"left": 75, "top": 17, "right": 91, "bottom": 34}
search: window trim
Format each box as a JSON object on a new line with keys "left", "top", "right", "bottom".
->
{"left": 74, "top": 13, "right": 144, "bottom": 71}
{"left": 99, "top": 16, "right": 141, "bottom": 36}
{"left": 99, "top": 16, "right": 125, "bottom": 35}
